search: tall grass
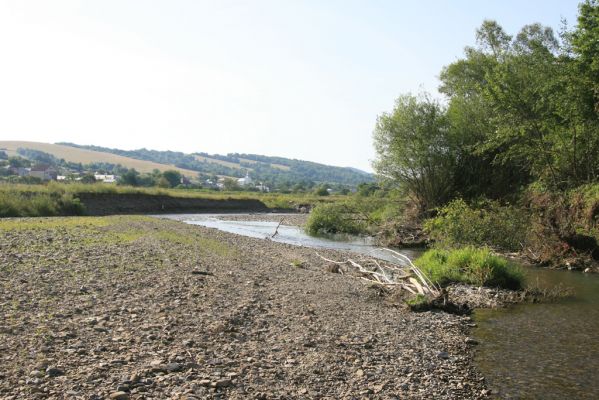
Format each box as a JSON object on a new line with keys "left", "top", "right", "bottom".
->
{"left": 414, "top": 247, "right": 525, "bottom": 290}
{"left": 0, "top": 182, "right": 345, "bottom": 217}
{"left": 0, "top": 190, "right": 84, "bottom": 217}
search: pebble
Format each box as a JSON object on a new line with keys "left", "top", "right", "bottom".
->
{"left": 109, "top": 392, "right": 129, "bottom": 400}
{"left": 45, "top": 367, "right": 64, "bottom": 377}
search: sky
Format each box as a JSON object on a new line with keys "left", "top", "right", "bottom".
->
{"left": 0, "top": 0, "right": 582, "bottom": 172}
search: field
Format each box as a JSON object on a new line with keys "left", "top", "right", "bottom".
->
{"left": 0, "top": 141, "right": 200, "bottom": 177}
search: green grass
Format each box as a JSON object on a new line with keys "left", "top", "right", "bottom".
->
{"left": 0, "top": 182, "right": 347, "bottom": 217}
{"left": 414, "top": 247, "right": 525, "bottom": 290}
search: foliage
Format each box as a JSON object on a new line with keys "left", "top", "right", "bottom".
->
{"left": 223, "top": 177, "right": 241, "bottom": 191}
{"left": 79, "top": 174, "right": 97, "bottom": 184}
{"left": 415, "top": 247, "right": 525, "bottom": 289}
{"left": 424, "top": 199, "right": 529, "bottom": 252}
{"left": 58, "top": 142, "right": 374, "bottom": 187}
{"left": 375, "top": 2, "right": 598, "bottom": 208}
{"left": 314, "top": 185, "right": 330, "bottom": 196}
{"left": 0, "top": 189, "right": 84, "bottom": 217}
{"left": 305, "top": 202, "right": 368, "bottom": 235}
{"left": 373, "top": 94, "right": 455, "bottom": 212}
{"left": 305, "top": 192, "right": 400, "bottom": 236}
{"left": 161, "top": 170, "right": 182, "bottom": 188}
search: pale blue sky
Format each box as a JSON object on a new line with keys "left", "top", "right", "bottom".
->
{"left": 0, "top": 1, "right": 581, "bottom": 171}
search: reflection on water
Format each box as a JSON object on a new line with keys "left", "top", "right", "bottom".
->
{"left": 164, "top": 213, "right": 421, "bottom": 264}
{"left": 474, "top": 267, "right": 599, "bottom": 399}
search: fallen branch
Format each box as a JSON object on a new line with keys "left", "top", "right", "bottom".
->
{"left": 315, "top": 250, "right": 439, "bottom": 297}
{"left": 271, "top": 218, "right": 285, "bottom": 238}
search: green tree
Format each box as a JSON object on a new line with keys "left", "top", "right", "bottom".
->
{"left": 80, "top": 174, "right": 97, "bottom": 184}
{"left": 373, "top": 94, "right": 455, "bottom": 212}
{"left": 161, "top": 170, "right": 183, "bottom": 188}
{"left": 223, "top": 177, "right": 240, "bottom": 191}
{"left": 314, "top": 184, "right": 330, "bottom": 196}
{"left": 118, "top": 169, "right": 140, "bottom": 186}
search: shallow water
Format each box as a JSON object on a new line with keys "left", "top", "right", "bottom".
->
{"left": 474, "top": 267, "right": 599, "bottom": 399}
{"left": 163, "top": 213, "right": 421, "bottom": 264}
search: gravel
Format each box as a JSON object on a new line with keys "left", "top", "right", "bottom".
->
{"left": 0, "top": 215, "right": 489, "bottom": 399}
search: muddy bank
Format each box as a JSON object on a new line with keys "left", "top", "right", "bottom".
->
{"left": 77, "top": 192, "right": 272, "bottom": 216}
{"left": 0, "top": 216, "right": 489, "bottom": 399}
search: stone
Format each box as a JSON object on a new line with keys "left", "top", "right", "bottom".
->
{"left": 465, "top": 337, "right": 479, "bottom": 345}
{"left": 211, "top": 379, "right": 232, "bottom": 388}
{"left": 437, "top": 351, "right": 450, "bottom": 360}
{"left": 45, "top": 367, "right": 64, "bottom": 377}
{"left": 109, "top": 392, "right": 129, "bottom": 400}
{"left": 355, "top": 369, "right": 365, "bottom": 377}
{"left": 29, "top": 371, "right": 44, "bottom": 378}
{"left": 165, "top": 363, "right": 183, "bottom": 373}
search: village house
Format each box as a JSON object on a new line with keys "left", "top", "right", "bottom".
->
{"left": 29, "top": 165, "right": 57, "bottom": 181}
{"left": 237, "top": 172, "right": 253, "bottom": 187}
{"left": 93, "top": 174, "right": 117, "bottom": 183}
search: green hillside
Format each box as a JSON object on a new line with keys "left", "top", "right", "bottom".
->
{"left": 57, "top": 142, "right": 374, "bottom": 187}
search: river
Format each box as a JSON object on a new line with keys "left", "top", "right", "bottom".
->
{"left": 165, "top": 213, "right": 599, "bottom": 399}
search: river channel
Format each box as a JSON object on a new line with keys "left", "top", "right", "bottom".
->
{"left": 165, "top": 213, "right": 599, "bottom": 399}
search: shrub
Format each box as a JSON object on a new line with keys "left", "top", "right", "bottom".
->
{"left": 305, "top": 203, "right": 367, "bottom": 235}
{"left": 424, "top": 198, "right": 528, "bottom": 252}
{"left": 414, "top": 247, "right": 524, "bottom": 290}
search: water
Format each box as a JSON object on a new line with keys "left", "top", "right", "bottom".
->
{"left": 474, "top": 267, "right": 599, "bottom": 399}
{"left": 165, "top": 213, "right": 599, "bottom": 399}
{"left": 163, "top": 213, "right": 421, "bottom": 264}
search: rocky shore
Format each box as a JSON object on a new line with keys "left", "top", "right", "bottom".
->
{"left": 0, "top": 216, "right": 490, "bottom": 399}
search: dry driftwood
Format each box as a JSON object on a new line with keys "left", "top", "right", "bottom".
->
{"left": 316, "top": 249, "right": 439, "bottom": 297}
{"left": 271, "top": 218, "right": 285, "bottom": 238}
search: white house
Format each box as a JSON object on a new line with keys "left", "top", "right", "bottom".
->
{"left": 237, "top": 172, "right": 253, "bottom": 186}
{"left": 94, "top": 174, "right": 117, "bottom": 183}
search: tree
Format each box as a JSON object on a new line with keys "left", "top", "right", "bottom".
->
{"left": 8, "top": 156, "right": 30, "bottom": 168}
{"left": 373, "top": 93, "right": 455, "bottom": 212}
{"left": 223, "top": 177, "right": 241, "bottom": 191}
{"left": 118, "top": 169, "right": 140, "bottom": 186}
{"left": 314, "top": 185, "right": 330, "bottom": 196}
{"left": 80, "top": 174, "right": 97, "bottom": 184}
{"left": 161, "top": 170, "right": 182, "bottom": 188}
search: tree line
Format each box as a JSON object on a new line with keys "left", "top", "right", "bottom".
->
{"left": 373, "top": 0, "right": 598, "bottom": 212}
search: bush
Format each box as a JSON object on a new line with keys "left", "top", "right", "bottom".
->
{"left": 0, "top": 188, "right": 85, "bottom": 217}
{"left": 424, "top": 199, "right": 528, "bottom": 252}
{"left": 415, "top": 247, "right": 524, "bottom": 290}
{"left": 305, "top": 203, "right": 366, "bottom": 235}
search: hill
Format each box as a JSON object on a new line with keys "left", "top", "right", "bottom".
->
{"left": 0, "top": 141, "right": 200, "bottom": 177}
{"left": 56, "top": 142, "right": 374, "bottom": 186}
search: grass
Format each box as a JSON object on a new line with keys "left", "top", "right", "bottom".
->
{"left": 0, "top": 182, "right": 346, "bottom": 217}
{"left": 0, "top": 215, "right": 235, "bottom": 258}
{"left": 414, "top": 247, "right": 525, "bottom": 290}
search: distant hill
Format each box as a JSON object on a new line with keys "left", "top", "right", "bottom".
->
{"left": 0, "top": 141, "right": 200, "bottom": 177}
{"left": 0, "top": 141, "right": 374, "bottom": 186}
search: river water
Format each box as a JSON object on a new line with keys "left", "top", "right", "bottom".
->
{"left": 164, "top": 213, "right": 422, "bottom": 264}
{"left": 167, "top": 213, "right": 599, "bottom": 399}
{"left": 474, "top": 267, "right": 599, "bottom": 399}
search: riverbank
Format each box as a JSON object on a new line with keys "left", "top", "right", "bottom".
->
{"left": 0, "top": 183, "right": 343, "bottom": 218}
{"left": 0, "top": 216, "right": 489, "bottom": 399}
